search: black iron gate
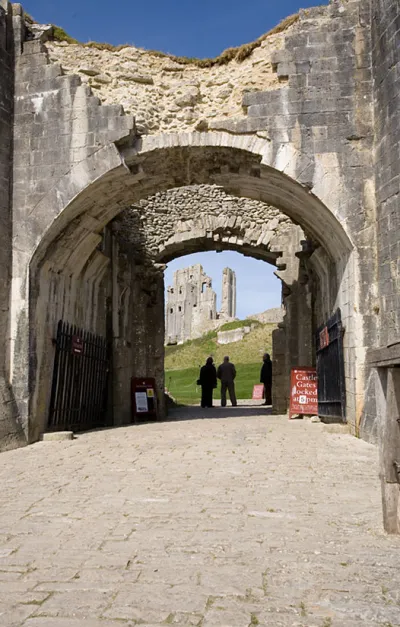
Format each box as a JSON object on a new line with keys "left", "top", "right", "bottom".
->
{"left": 48, "top": 321, "right": 109, "bottom": 432}
{"left": 316, "top": 308, "right": 346, "bottom": 422}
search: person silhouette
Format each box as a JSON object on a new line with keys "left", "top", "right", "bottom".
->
{"left": 217, "top": 356, "right": 237, "bottom": 407}
{"left": 199, "top": 357, "right": 217, "bottom": 408}
{"left": 260, "top": 353, "right": 272, "bottom": 405}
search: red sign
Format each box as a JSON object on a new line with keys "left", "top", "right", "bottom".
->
{"left": 131, "top": 377, "right": 157, "bottom": 420}
{"left": 289, "top": 367, "right": 318, "bottom": 418}
{"left": 71, "top": 335, "right": 83, "bottom": 355}
{"left": 319, "top": 326, "right": 329, "bottom": 349}
{"left": 252, "top": 384, "right": 264, "bottom": 400}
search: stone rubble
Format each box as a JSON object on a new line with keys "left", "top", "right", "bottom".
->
{"left": 46, "top": 29, "right": 288, "bottom": 135}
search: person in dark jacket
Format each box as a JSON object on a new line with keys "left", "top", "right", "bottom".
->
{"left": 217, "top": 356, "right": 237, "bottom": 407}
{"left": 199, "top": 357, "right": 217, "bottom": 408}
{"left": 260, "top": 353, "right": 272, "bottom": 405}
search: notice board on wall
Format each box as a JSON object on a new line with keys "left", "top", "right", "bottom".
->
{"left": 289, "top": 367, "right": 318, "bottom": 418}
{"left": 131, "top": 377, "right": 157, "bottom": 420}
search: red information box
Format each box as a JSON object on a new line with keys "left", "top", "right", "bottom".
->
{"left": 131, "top": 377, "right": 157, "bottom": 421}
{"left": 252, "top": 384, "right": 264, "bottom": 400}
{"left": 289, "top": 367, "right": 318, "bottom": 419}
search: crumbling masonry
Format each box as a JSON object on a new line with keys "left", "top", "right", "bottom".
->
{"left": 165, "top": 264, "right": 237, "bottom": 345}
{"left": 0, "top": 0, "right": 399, "bottom": 531}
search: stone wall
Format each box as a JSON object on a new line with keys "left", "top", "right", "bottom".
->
{"left": 271, "top": 228, "right": 315, "bottom": 414}
{"left": 371, "top": 0, "right": 400, "bottom": 348}
{"left": 217, "top": 326, "right": 253, "bottom": 345}
{"left": 0, "top": 3, "right": 25, "bottom": 451}
{"left": 32, "top": 229, "right": 166, "bottom": 433}
{"left": 248, "top": 308, "right": 284, "bottom": 324}
{"left": 112, "top": 237, "right": 165, "bottom": 421}
{"left": 112, "top": 185, "right": 294, "bottom": 265}
{"left": 358, "top": 0, "right": 400, "bottom": 444}
{"left": 10, "top": 15, "right": 135, "bottom": 439}
{"left": 31, "top": 236, "right": 112, "bottom": 440}
{"left": 45, "top": 29, "right": 287, "bottom": 136}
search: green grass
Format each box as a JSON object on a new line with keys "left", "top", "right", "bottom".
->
{"left": 165, "top": 321, "right": 275, "bottom": 404}
{"left": 52, "top": 26, "right": 79, "bottom": 44}
{"left": 218, "top": 318, "right": 259, "bottom": 332}
{"left": 165, "top": 362, "right": 262, "bottom": 405}
{"left": 165, "top": 323, "right": 274, "bottom": 371}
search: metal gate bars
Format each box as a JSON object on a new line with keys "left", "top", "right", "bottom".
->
{"left": 48, "top": 320, "right": 109, "bottom": 432}
{"left": 316, "top": 308, "right": 346, "bottom": 422}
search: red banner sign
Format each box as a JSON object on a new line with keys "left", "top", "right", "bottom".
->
{"left": 289, "top": 367, "right": 318, "bottom": 418}
{"left": 319, "top": 326, "right": 329, "bottom": 349}
{"left": 71, "top": 335, "right": 84, "bottom": 355}
{"left": 252, "top": 384, "right": 264, "bottom": 400}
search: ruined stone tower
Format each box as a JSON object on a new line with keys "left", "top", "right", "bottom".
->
{"left": 220, "top": 268, "right": 236, "bottom": 319}
{"left": 165, "top": 265, "right": 236, "bottom": 344}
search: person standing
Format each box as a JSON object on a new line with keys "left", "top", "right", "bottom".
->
{"left": 217, "top": 356, "right": 237, "bottom": 407}
{"left": 199, "top": 357, "right": 217, "bottom": 408}
{"left": 260, "top": 353, "right": 272, "bottom": 405}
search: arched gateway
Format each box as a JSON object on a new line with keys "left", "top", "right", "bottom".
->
{"left": 19, "top": 132, "right": 357, "bottom": 443}
{"left": 3, "top": 0, "right": 380, "bottom": 451}
{"left": 0, "top": 0, "right": 398, "bottom": 517}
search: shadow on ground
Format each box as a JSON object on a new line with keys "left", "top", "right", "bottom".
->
{"left": 141, "top": 404, "right": 273, "bottom": 423}
{"left": 83, "top": 404, "right": 274, "bottom": 437}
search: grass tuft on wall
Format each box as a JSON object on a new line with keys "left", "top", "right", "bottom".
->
{"left": 46, "top": 13, "right": 301, "bottom": 66}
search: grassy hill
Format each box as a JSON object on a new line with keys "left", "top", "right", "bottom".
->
{"left": 165, "top": 322, "right": 275, "bottom": 405}
{"left": 165, "top": 322, "right": 274, "bottom": 370}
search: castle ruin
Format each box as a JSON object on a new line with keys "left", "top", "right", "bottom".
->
{"left": 0, "top": 0, "right": 399, "bottom": 531}
{"left": 165, "top": 265, "right": 236, "bottom": 344}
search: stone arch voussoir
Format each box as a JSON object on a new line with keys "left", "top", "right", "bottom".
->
{"left": 124, "top": 131, "right": 354, "bottom": 260}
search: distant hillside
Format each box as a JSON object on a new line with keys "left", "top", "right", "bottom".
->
{"left": 165, "top": 322, "right": 275, "bottom": 371}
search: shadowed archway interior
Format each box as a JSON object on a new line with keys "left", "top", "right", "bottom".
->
{"left": 27, "top": 142, "right": 353, "bottom": 441}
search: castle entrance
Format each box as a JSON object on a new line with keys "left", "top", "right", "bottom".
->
{"left": 25, "top": 139, "right": 358, "bottom": 444}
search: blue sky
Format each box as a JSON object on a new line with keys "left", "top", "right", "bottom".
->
{"left": 23, "top": 0, "right": 327, "bottom": 58}
{"left": 25, "top": 0, "right": 323, "bottom": 316}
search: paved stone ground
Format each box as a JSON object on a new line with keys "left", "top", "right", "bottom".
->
{"left": 1, "top": 406, "right": 400, "bottom": 627}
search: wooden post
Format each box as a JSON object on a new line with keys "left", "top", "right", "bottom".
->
{"left": 377, "top": 367, "right": 400, "bottom": 534}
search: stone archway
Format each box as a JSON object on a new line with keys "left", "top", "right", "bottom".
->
{"left": 1, "top": 0, "right": 380, "bottom": 451}
{"left": 112, "top": 184, "right": 299, "bottom": 264}
{"left": 21, "top": 135, "right": 359, "bottom": 442}
{"left": 111, "top": 184, "right": 313, "bottom": 421}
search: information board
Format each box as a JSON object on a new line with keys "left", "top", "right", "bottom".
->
{"left": 131, "top": 377, "right": 158, "bottom": 420}
{"left": 289, "top": 367, "right": 318, "bottom": 418}
{"left": 252, "top": 384, "right": 264, "bottom": 400}
{"left": 135, "top": 391, "right": 149, "bottom": 413}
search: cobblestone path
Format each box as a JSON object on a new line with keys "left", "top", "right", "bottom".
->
{"left": 1, "top": 407, "right": 400, "bottom": 626}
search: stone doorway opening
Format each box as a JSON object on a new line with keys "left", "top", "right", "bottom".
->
{"left": 25, "top": 139, "right": 357, "bottom": 443}
{"left": 163, "top": 250, "right": 282, "bottom": 408}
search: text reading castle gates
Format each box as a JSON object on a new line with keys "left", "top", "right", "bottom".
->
{"left": 0, "top": 0, "right": 399, "bottom": 531}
